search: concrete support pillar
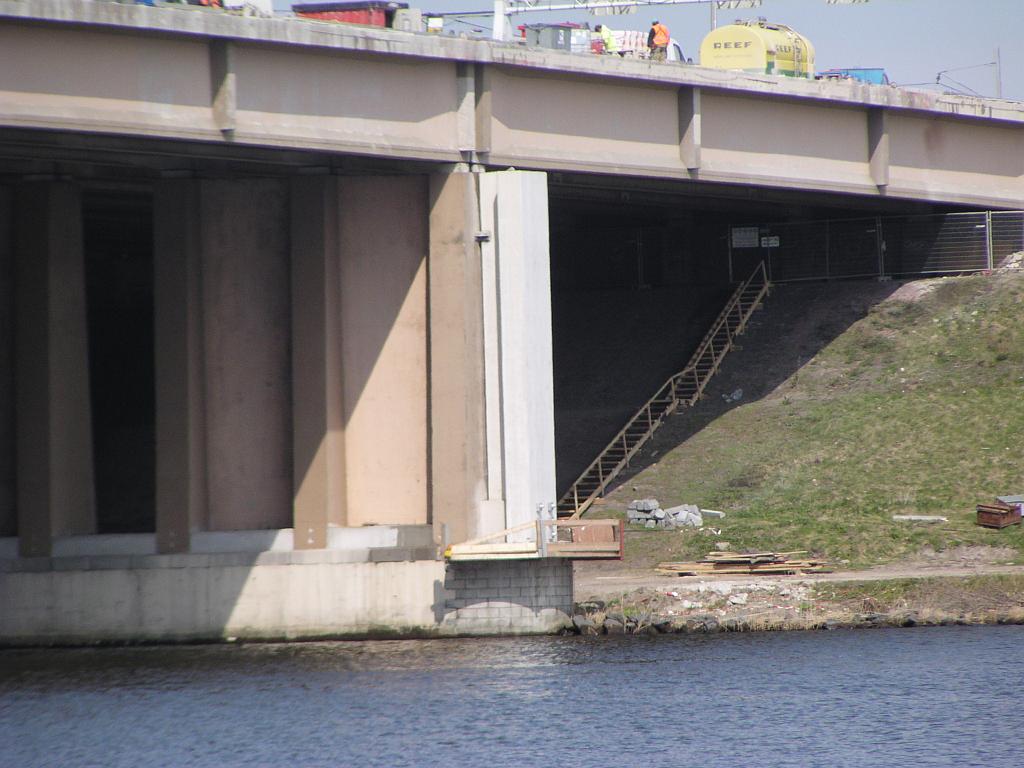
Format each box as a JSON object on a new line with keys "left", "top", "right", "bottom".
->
{"left": 14, "top": 183, "right": 95, "bottom": 556}
{"left": 339, "top": 176, "right": 429, "bottom": 526}
{"left": 428, "top": 171, "right": 488, "bottom": 546}
{"left": 153, "top": 180, "right": 207, "bottom": 553}
{"left": 0, "top": 187, "right": 13, "bottom": 536}
{"left": 290, "top": 176, "right": 346, "bottom": 548}
{"left": 478, "top": 171, "right": 557, "bottom": 533}
{"left": 201, "top": 180, "right": 292, "bottom": 531}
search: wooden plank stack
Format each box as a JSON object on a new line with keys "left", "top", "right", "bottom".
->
{"left": 656, "top": 550, "right": 830, "bottom": 576}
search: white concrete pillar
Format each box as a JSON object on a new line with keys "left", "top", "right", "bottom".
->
{"left": 290, "top": 176, "right": 346, "bottom": 548}
{"left": 0, "top": 187, "right": 13, "bottom": 536}
{"left": 339, "top": 176, "right": 429, "bottom": 526}
{"left": 478, "top": 171, "right": 557, "bottom": 533}
{"left": 428, "top": 171, "right": 488, "bottom": 546}
{"left": 14, "top": 183, "right": 96, "bottom": 556}
{"left": 153, "top": 180, "right": 208, "bottom": 553}
{"left": 200, "top": 180, "right": 292, "bottom": 531}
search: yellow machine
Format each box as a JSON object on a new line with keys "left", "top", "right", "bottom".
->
{"left": 699, "top": 20, "right": 815, "bottom": 78}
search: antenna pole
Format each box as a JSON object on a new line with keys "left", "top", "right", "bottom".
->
{"left": 995, "top": 47, "right": 1002, "bottom": 98}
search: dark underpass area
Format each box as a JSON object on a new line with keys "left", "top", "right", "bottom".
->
{"left": 546, "top": 174, "right": 991, "bottom": 496}
{"left": 83, "top": 188, "right": 155, "bottom": 533}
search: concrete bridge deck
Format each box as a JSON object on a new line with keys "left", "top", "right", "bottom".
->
{"left": 1, "top": 0, "right": 1022, "bottom": 206}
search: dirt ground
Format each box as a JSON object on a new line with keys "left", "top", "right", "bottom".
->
{"left": 574, "top": 545, "right": 1024, "bottom": 602}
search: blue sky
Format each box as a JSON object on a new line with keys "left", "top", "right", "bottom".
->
{"left": 277, "top": 0, "right": 1023, "bottom": 100}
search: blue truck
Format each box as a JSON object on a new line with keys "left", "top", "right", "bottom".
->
{"left": 818, "top": 67, "right": 890, "bottom": 85}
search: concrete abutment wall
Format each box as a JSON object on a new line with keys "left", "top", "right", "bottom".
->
{"left": 0, "top": 556, "right": 573, "bottom": 644}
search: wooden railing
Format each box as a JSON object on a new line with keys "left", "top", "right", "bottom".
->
{"left": 444, "top": 518, "right": 624, "bottom": 561}
{"left": 557, "top": 262, "right": 770, "bottom": 518}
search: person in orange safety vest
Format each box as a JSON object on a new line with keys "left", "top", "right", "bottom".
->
{"left": 648, "top": 20, "right": 670, "bottom": 62}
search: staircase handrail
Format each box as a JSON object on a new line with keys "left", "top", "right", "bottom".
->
{"left": 560, "top": 261, "right": 768, "bottom": 518}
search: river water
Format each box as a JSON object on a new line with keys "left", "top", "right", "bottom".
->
{"left": 1, "top": 626, "right": 1021, "bottom": 767}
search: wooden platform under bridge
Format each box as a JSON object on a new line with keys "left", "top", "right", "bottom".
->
{"left": 444, "top": 519, "right": 623, "bottom": 562}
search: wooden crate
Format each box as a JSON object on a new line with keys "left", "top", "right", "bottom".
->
{"left": 976, "top": 503, "right": 1022, "bottom": 529}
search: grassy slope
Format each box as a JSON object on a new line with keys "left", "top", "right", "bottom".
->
{"left": 593, "top": 272, "right": 1024, "bottom": 568}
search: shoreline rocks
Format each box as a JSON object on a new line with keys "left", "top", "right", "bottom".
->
{"left": 568, "top": 588, "right": 1024, "bottom": 637}
{"left": 566, "top": 608, "right": 1024, "bottom": 635}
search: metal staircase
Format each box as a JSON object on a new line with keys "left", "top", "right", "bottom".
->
{"left": 557, "top": 262, "right": 770, "bottom": 519}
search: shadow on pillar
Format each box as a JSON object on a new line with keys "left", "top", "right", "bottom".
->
{"left": 292, "top": 175, "right": 432, "bottom": 539}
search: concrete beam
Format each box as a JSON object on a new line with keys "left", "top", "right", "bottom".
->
{"left": 868, "top": 107, "right": 890, "bottom": 189}
{"left": 154, "top": 180, "right": 208, "bottom": 554}
{"left": 678, "top": 86, "right": 701, "bottom": 172}
{"left": 14, "top": 182, "right": 95, "bottom": 557}
{"left": 474, "top": 64, "right": 492, "bottom": 160}
{"left": 0, "top": 187, "right": 12, "bottom": 536}
{"left": 291, "top": 176, "right": 347, "bottom": 547}
{"left": 428, "top": 171, "right": 488, "bottom": 546}
{"left": 456, "top": 62, "right": 476, "bottom": 160}
{"left": 454, "top": 63, "right": 494, "bottom": 164}
{"left": 209, "top": 39, "right": 237, "bottom": 137}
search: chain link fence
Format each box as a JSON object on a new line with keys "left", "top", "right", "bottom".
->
{"left": 728, "top": 211, "right": 1024, "bottom": 284}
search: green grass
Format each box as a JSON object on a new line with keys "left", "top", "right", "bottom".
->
{"left": 595, "top": 272, "right": 1024, "bottom": 568}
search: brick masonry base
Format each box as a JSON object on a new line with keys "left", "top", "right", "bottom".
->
{"left": 441, "top": 558, "right": 574, "bottom": 635}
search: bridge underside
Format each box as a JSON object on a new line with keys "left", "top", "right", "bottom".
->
{"left": 0, "top": 127, "right": 996, "bottom": 544}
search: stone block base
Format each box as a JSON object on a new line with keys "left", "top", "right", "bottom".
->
{"left": 441, "top": 559, "right": 574, "bottom": 635}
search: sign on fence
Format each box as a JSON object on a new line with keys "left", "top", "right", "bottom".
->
{"left": 760, "top": 236, "right": 780, "bottom": 248}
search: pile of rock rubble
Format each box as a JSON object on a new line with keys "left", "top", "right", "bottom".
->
{"left": 625, "top": 498, "right": 724, "bottom": 529}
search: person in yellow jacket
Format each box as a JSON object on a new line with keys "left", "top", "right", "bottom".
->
{"left": 594, "top": 24, "right": 620, "bottom": 56}
{"left": 648, "top": 20, "right": 670, "bottom": 62}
